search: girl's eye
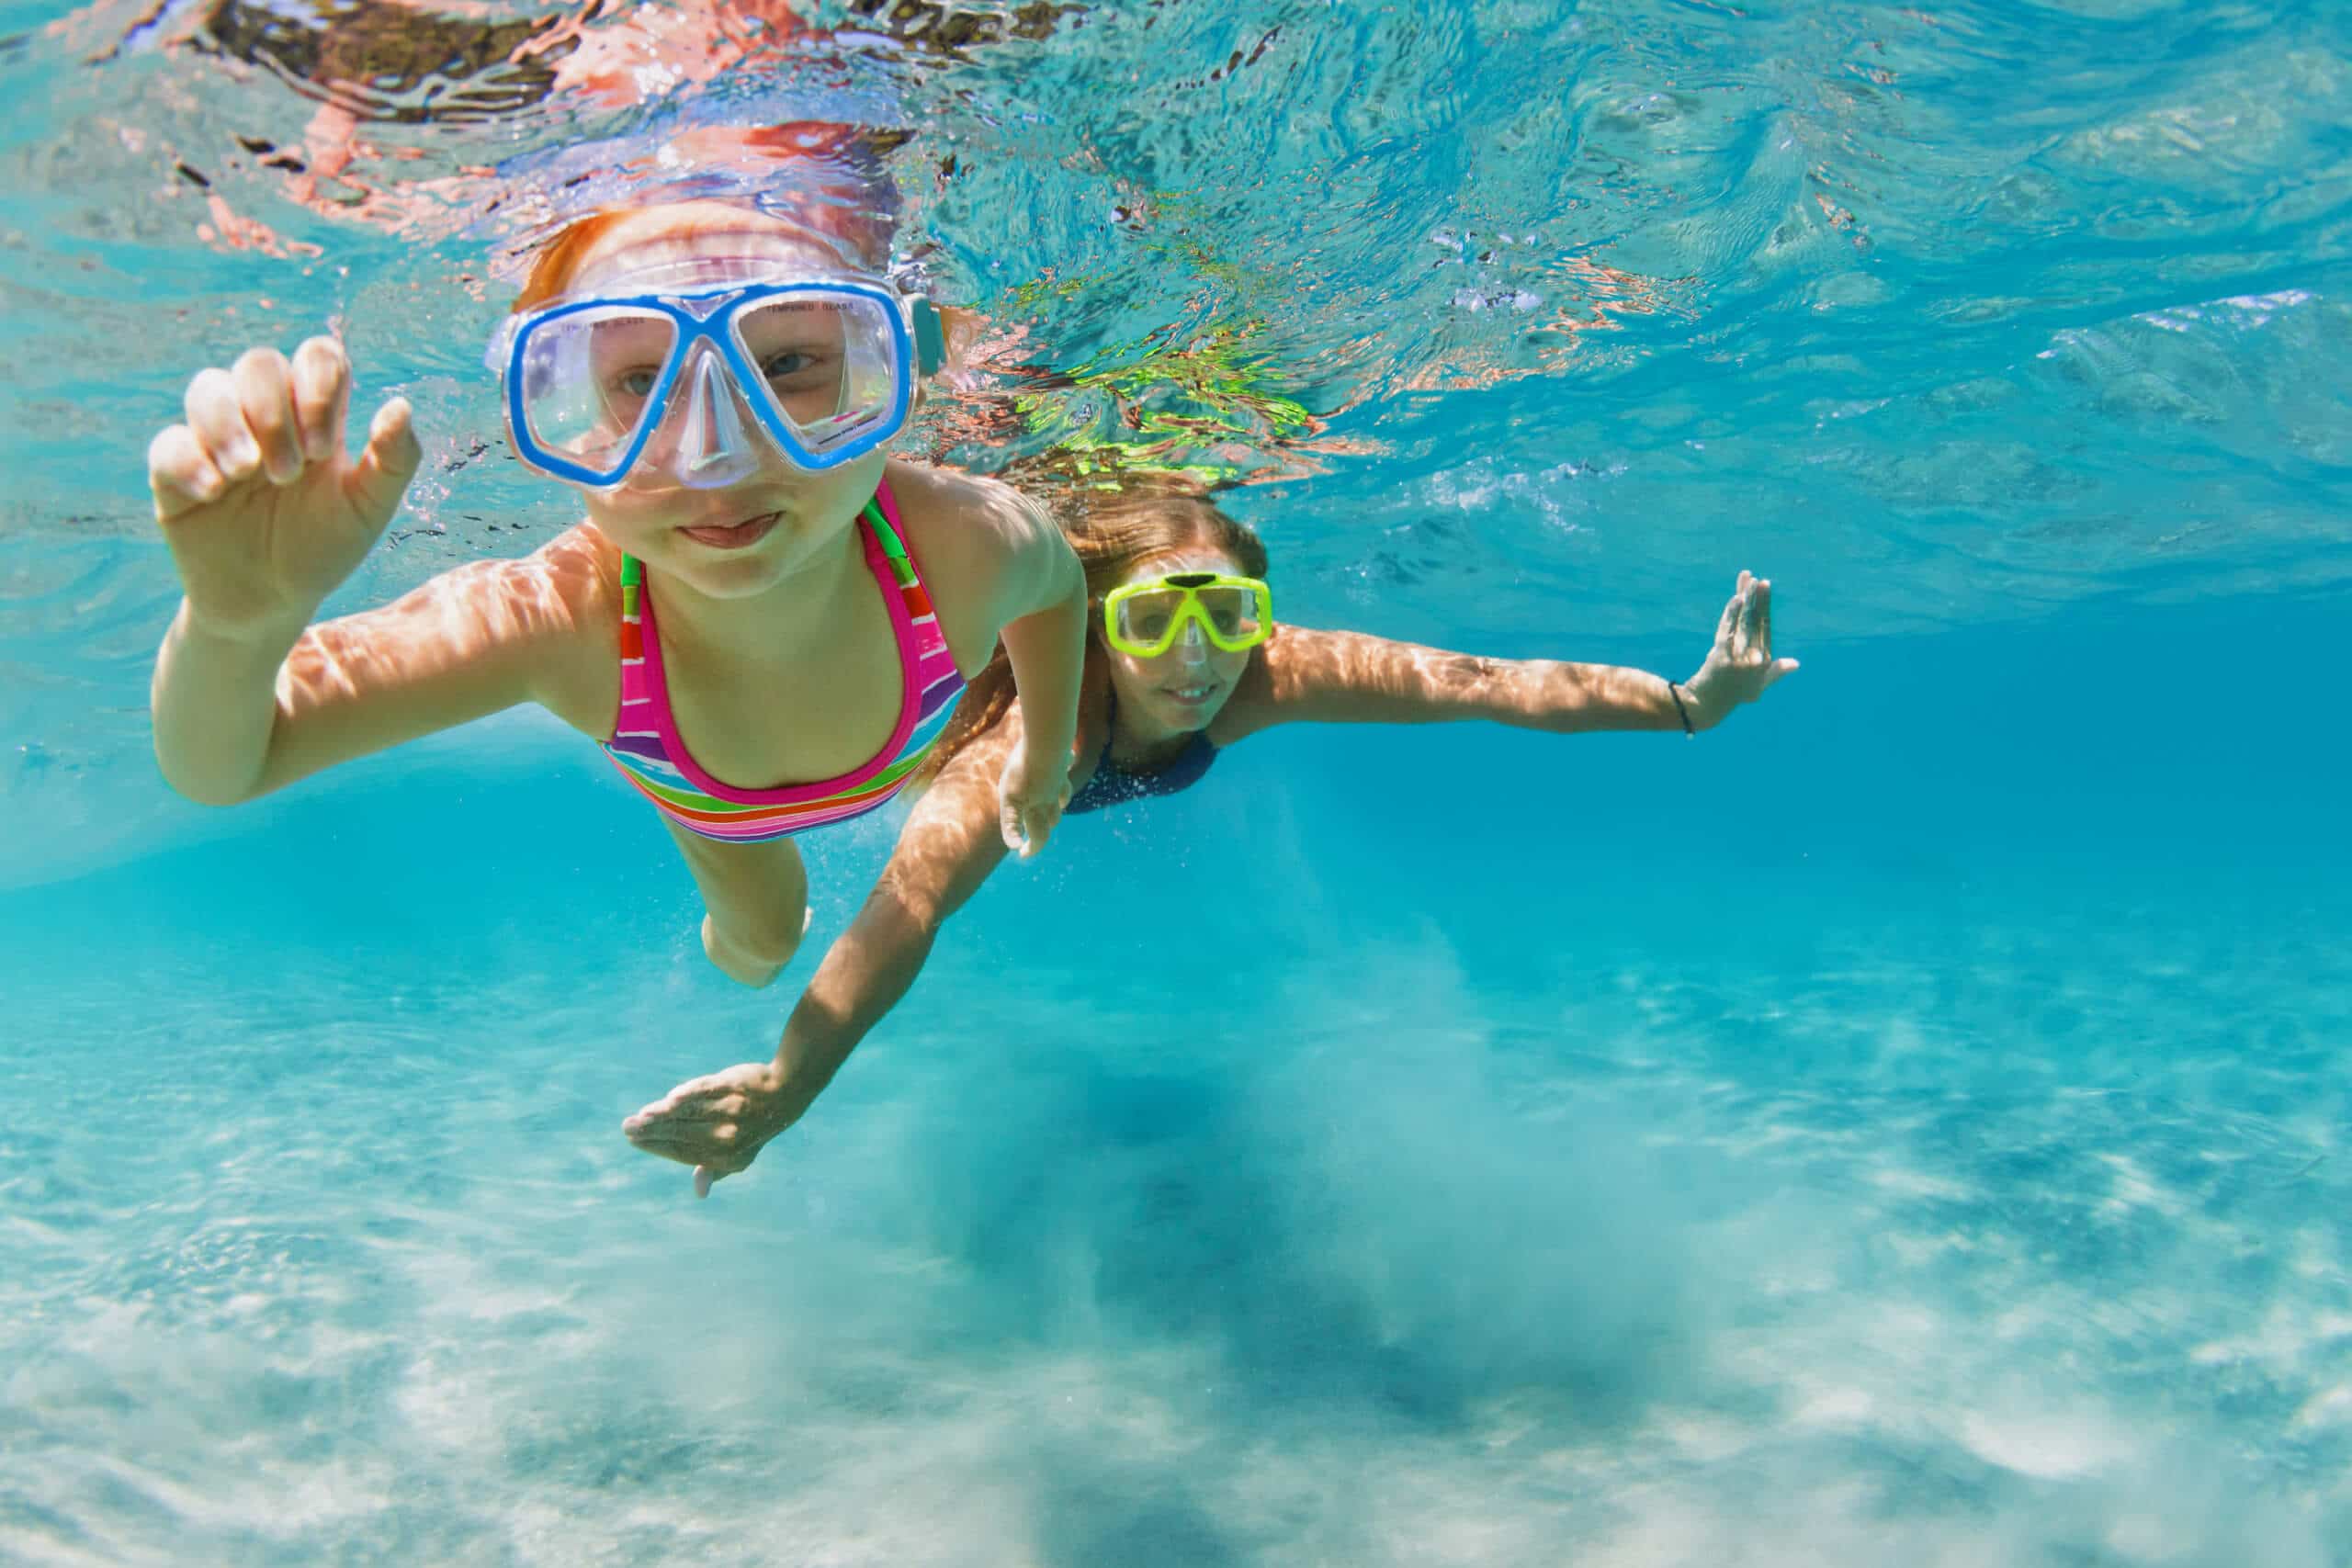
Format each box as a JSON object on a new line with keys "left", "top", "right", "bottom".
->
{"left": 761, "top": 349, "right": 842, "bottom": 392}
{"left": 610, "top": 367, "right": 659, "bottom": 400}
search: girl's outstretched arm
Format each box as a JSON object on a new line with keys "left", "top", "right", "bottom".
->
{"left": 622, "top": 716, "right": 1021, "bottom": 1197}
{"left": 1228, "top": 570, "right": 1797, "bottom": 739}
{"left": 982, "top": 494, "right": 1086, "bottom": 856}
{"left": 149, "top": 336, "right": 597, "bottom": 803}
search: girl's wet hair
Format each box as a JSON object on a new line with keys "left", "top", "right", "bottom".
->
{"left": 919, "top": 476, "right": 1270, "bottom": 782}
{"left": 508, "top": 123, "right": 907, "bottom": 311}
{"left": 512, "top": 209, "right": 633, "bottom": 311}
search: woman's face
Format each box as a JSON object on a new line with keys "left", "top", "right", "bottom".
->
{"left": 1100, "top": 545, "right": 1258, "bottom": 734}
{"left": 555, "top": 200, "right": 890, "bottom": 599}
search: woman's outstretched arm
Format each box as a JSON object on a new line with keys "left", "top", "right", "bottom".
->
{"left": 621, "top": 715, "right": 1021, "bottom": 1196}
{"left": 1227, "top": 571, "right": 1796, "bottom": 739}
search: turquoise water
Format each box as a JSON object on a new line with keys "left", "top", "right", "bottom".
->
{"left": 6, "top": 1, "right": 2352, "bottom": 1562}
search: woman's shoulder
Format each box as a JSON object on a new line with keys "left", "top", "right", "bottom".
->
{"left": 1205, "top": 632, "right": 1306, "bottom": 745}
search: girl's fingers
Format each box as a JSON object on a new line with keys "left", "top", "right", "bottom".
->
{"left": 1022, "top": 803, "right": 1057, "bottom": 857}
{"left": 185, "top": 366, "right": 263, "bottom": 484}
{"left": 346, "top": 397, "right": 422, "bottom": 523}
{"left": 289, "top": 336, "right": 350, "bottom": 463}
{"left": 232, "top": 347, "right": 304, "bottom": 485}
{"left": 148, "top": 423, "right": 226, "bottom": 518}
{"left": 1752, "top": 578, "right": 1773, "bottom": 656}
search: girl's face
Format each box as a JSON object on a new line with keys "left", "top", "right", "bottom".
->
{"left": 555, "top": 201, "right": 892, "bottom": 599}
{"left": 1101, "top": 546, "right": 1258, "bottom": 734}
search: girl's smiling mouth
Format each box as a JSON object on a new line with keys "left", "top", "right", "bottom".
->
{"left": 678, "top": 512, "right": 781, "bottom": 549}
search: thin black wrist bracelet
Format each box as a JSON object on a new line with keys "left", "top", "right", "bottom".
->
{"left": 1667, "top": 680, "right": 1695, "bottom": 737}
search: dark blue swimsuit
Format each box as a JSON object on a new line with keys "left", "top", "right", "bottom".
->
{"left": 1065, "top": 688, "right": 1218, "bottom": 814}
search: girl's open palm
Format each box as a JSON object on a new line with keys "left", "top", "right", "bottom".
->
{"left": 147, "top": 335, "right": 422, "bottom": 640}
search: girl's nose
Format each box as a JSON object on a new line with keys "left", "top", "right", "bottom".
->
{"left": 645, "top": 345, "right": 759, "bottom": 490}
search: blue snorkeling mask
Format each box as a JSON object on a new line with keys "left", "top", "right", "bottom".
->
{"left": 485, "top": 253, "right": 944, "bottom": 490}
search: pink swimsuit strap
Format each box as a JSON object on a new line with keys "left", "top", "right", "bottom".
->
{"left": 599, "top": 480, "right": 967, "bottom": 841}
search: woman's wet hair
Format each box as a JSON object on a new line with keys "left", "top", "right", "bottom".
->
{"left": 1063, "top": 479, "right": 1270, "bottom": 600}
{"left": 919, "top": 474, "right": 1270, "bottom": 782}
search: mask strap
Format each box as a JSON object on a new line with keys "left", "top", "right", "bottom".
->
{"left": 910, "top": 298, "right": 944, "bottom": 377}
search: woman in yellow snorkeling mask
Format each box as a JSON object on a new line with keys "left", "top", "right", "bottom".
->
{"left": 624, "top": 479, "right": 1799, "bottom": 1195}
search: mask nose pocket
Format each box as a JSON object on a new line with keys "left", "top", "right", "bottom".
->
{"left": 666, "top": 345, "right": 758, "bottom": 489}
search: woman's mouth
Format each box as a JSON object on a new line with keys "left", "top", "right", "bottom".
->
{"left": 678, "top": 512, "right": 781, "bottom": 550}
{"left": 1163, "top": 682, "right": 1221, "bottom": 706}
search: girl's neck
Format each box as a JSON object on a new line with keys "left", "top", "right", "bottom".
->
{"left": 647, "top": 522, "right": 868, "bottom": 665}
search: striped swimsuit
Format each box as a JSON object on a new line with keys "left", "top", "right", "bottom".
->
{"left": 601, "top": 484, "right": 966, "bottom": 842}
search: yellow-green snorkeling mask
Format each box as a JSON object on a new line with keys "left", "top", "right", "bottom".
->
{"left": 1101, "top": 572, "right": 1273, "bottom": 658}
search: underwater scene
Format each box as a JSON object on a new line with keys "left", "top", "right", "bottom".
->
{"left": 3, "top": 0, "right": 2350, "bottom": 1562}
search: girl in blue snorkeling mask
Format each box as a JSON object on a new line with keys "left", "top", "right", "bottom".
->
{"left": 624, "top": 479, "right": 1798, "bottom": 1196}
{"left": 146, "top": 197, "right": 1087, "bottom": 987}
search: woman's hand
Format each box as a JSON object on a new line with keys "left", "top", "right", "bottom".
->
{"left": 1680, "top": 570, "right": 1798, "bottom": 728}
{"left": 995, "top": 743, "right": 1071, "bottom": 859}
{"left": 623, "top": 1060, "right": 816, "bottom": 1198}
{"left": 147, "top": 336, "right": 421, "bottom": 643}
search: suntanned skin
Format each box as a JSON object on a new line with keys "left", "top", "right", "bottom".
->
{"left": 623, "top": 544, "right": 1797, "bottom": 1195}
{"left": 147, "top": 200, "right": 1086, "bottom": 988}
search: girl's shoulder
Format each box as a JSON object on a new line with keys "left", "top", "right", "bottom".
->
{"left": 480, "top": 524, "right": 624, "bottom": 737}
{"left": 434, "top": 524, "right": 622, "bottom": 633}
{"left": 881, "top": 459, "right": 1060, "bottom": 670}
{"left": 388, "top": 525, "right": 616, "bottom": 636}
{"left": 532, "top": 523, "right": 626, "bottom": 614}
{"left": 884, "top": 458, "right": 1057, "bottom": 577}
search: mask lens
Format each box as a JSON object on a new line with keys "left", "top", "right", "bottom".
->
{"left": 1193, "top": 584, "right": 1264, "bottom": 647}
{"left": 1114, "top": 587, "right": 1188, "bottom": 653}
{"left": 731, "top": 290, "right": 903, "bottom": 456}
{"left": 514, "top": 306, "right": 679, "bottom": 478}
